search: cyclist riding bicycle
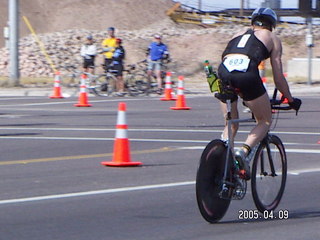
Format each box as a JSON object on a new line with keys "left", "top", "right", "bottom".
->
{"left": 216, "top": 7, "right": 301, "bottom": 180}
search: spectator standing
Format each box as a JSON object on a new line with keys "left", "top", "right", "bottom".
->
{"left": 146, "top": 34, "right": 169, "bottom": 94}
{"left": 112, "top": 38, "right": 126, "bottom": 96}
{"left": 101, "top": 27, "right": 117, "bottom": 70}
{"left": 80, "top": 35, "right": 97, "bottom": 74}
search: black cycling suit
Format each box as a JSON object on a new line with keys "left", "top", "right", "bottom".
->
{"left": 218, "top": 29, "right": 270, "bottom": 101}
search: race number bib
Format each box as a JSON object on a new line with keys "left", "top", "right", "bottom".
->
{"left": 223, "top": 54, "right": 250, "bottom": 72}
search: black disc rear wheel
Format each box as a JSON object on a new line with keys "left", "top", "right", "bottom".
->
{"left": 196, "top": 139, "right": 231, "bottom": 223}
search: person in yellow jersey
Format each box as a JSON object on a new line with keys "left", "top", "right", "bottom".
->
{"left": 101, "top": 27, "right": 117, "bottom": 70}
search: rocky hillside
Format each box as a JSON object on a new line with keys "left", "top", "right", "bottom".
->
{"left": 0, "top": 0, "right": 319, "bottom": 81}
{"left": 0, "top": 0, "right": 174, "bottom": 47}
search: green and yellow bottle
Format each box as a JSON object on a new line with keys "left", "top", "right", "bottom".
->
{"left": 204, "top": 60, "right": 222, "bottom": 93}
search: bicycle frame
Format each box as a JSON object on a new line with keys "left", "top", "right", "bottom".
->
{"left": 220, "top": 88, "right": 292, "bottom": 199}
{"left": 196, "top": 87, "right": 295, "bottom": 223}
{"left": 219, "top": 98, "right": 255, "bottom": 199}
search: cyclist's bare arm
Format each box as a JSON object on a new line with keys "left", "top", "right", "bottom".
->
{"left": 270, "top": 34, "right": 294, "bottom": 103}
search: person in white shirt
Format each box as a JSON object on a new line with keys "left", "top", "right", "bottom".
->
{"left": 80, "top": 35, "right": 97, "bottom": 74}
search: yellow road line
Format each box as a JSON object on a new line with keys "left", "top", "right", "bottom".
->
{"left": 0, "top": 147, "right": 176, "bottom": 166}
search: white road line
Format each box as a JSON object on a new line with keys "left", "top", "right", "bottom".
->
{"left": 288, "top": 168, "right": 320, "bottom": 175}
{"left": 0, "top": 165, "right": 319, "bottom": 205}
{"left": 0, "top": 181, "right": 195, "bottom": 205}
{"left": 0, "top": 136, "right": 209, "bottom": 143}
{"left": 179, "top": 146, "right": 320, "bottom": 154}
{"left": 0, "top": 98, "right": 159, "bottom": 107}
{"left": 0, "top": 126, "right": 318, "bottom": 136}
{"left": 0, "top": 136, "right": 318, "bottom": 150}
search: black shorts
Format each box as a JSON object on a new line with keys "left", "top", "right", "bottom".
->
{"left": 104, "top": 58, "right": 113, "bottom": 70}
{"left": 112, "top": 64, "right": 124, "bottom": 77}
{"left": 83, "top": 59, "right": 95, "bottom": 69}
{"left": 218, "top": 61, "right": 266, "bottom": 101}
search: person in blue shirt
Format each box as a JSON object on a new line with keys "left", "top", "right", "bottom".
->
{"left": 112, "top": 38, "right": 126, "bottom": 96}
{"left": 146, "top": 34, "right": 169, "bottom": 94}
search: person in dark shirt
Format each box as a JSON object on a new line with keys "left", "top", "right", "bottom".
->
{"left": 112, "top": 38, "right": 126, "bottom": 96}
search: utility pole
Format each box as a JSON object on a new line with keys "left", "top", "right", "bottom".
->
{"left": 240, "top": 0, "right": 244, "bottom": 16}
{"left": 306, "top": 16, "right": 313, "bottom": 85}
{"left": 198, "top": 0, "right": 202, "bottom": 11}
{"left": 8, "top": 0, "right": 19, "bottom": 86}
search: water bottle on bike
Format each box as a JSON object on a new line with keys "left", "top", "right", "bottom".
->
{"left": 204, "top": 60, "right": 222, "bottom": 93}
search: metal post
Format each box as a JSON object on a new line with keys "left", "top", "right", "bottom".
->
{"left": 198, "top": 0, "right": 202, "bottom": 11}
{"left": 306, "top": 16, "right": 313, "bottom": 85}
{"left": 240, "top": 0, "right": 244, "bottom": 16}
{"left": 9, "top": 0, "right": 19, "bottom": 86}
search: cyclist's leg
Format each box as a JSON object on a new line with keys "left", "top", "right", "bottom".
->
{"left": 88, "top": 60, "right": 95, "bottom": 75}
{"left": 244, "top": 92, "right": 272, "bottom": 151}
{"left": 115, "top": 64, "right": 125, "bottom": 93}
{"left": 146, "top": 60, "right": 154, "bottom": 90}
{"left": 219, "top": 100, "right": 239, "bottom": 142}
{"left": 155, "top": 62, "right": 163, "bottom": 90}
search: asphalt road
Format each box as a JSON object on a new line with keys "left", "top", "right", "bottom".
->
{"left": 0, "top": 94, "right": 319, "bottom": 240}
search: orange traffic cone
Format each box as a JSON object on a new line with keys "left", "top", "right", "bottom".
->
{"left": 161, "top": 72, "right": 176, "bottom": 101}
{"left": 101, "top": 102, "right": 142, "bottom": 167}
{"left": 170, "top": 76, "right": 191, "bottom": 110}
{"left": 74, "top": 74, "right": 92, "bottom": 107}
{"left": 261, "top": 76, "right": 267, "bottom": 89}
{"left": 50, "top": 71, "right": 64, "bottom": 99}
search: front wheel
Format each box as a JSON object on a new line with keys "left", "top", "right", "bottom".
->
{"left": 125, "top": 73, "right": 148, "bottom": 96}
{"left": 91, "top": 74, "right": 116, "bottom": 97}
{"left": 251, "top": 134, "right": 287, "bottom": 212}
{"left": 196, "top": 139, "right": 231, "bottom": 223}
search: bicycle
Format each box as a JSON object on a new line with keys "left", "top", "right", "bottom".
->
{"left": 62, "top": 65, "right": 118, "bottom": 97}
{"left": 89, "top": 64, "right": 119, "bottom": 97}
{"left": 124, "top": 59, "right": 174, "bottom": 96}
{"left": 196, "top": 86, "right": 299, "bottom": 223}
{"left": 123, "top": 63, "right": 149, "bottom": 96}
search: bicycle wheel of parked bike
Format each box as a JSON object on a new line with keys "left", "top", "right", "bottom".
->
{"left": 125, "top": 73, "right": 148, "bottom": 96}
{"left": 91, "top": 74, "right": 117, "bottom": 97}
{"left": 196, "top": 139, "right": 232, "bottom": 223}
{"left": 251, "top": 134, "right": 287, "bottom": 212}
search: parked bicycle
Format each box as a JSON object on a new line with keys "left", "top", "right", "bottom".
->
{"left": 62, "top": 65, "right": 118, "bottom": 97}
{"left": 123, "top": 59, "right": 174, "bottom": 96}
{"left": 196, "top": 86, "right": 299, "bottom": 223}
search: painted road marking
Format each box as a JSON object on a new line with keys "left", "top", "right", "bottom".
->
{"left": 179, "top": 146, "right": 320, "bottom": 154}
{"left": 0, "top": 166, "right": 319, "bottom": 205}
{"left": 0, "top": 97, "right": 160, "bottom": 107}
{"left": 0, "top": 181, "right": 195, "bottom": 205}
{"left": 0, "top": 135, "right": 318, "bottom": 150}
{"left": 0, "top": 147, "right": 175, "bottom": 165}
{"left": 0, "top": 126, "right": 318, "bottom": 136}
{"left": 0, "top": 144, "right": 319, "bottom": 166}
